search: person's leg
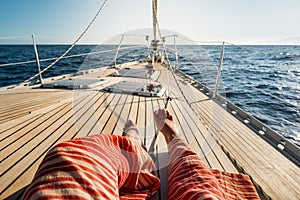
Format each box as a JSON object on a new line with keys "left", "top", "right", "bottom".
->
{"left": 23, "top": 121, "right": 160, "bottom": 200}
{"left": 23, "top": 134, "right": 128, "bottom": 200}
{"left": 154, "top": 109, "right": 259, "bottom": 200}
{"left": 154, "top": 109, "right": 224, "bottom": 199}
{"left": 168, "top": 138, "right": 225, "bottom": 200}
{"left": 119, "top": 120, "right": 160, "bottom": 199}
{"left": 122, "top": 119, "right": 147, "bottom": 151}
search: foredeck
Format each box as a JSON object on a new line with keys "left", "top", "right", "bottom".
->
{"left": 0, "top": 62, "right": 299, "bottom": 199}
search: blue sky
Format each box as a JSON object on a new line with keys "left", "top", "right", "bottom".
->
{"left": 1, "top": 0, "right": 300, "bottom": 44}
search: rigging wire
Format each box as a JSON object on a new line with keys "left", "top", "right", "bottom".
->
{"left": 22, "top": 0, "right": 109, "bottom": 84}
{"left": 0, "top": 45, "right": 146, "bottom": 68}
{"left": 151, "top": 0, "right": 193, "bottom": 111}
{"left": 151, "top": 0, "right": 171, "bottom": 66}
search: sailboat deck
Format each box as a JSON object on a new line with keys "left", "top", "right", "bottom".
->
{"left": 0, "top": 62, "right": 299, "bottom": 199}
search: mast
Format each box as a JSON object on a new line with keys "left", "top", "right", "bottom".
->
{"left": 151, "top": 0, "right": 159, "bottom": 64}
{"left": 152, "top": 0, "right": 158, "bottom": 41}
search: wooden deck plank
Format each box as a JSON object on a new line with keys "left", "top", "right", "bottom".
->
{"left": 0, "top": 103, "right": 70, "bottom": 152}
{"left": 169, "top": 99, "right": 207, "bottom": 160}
{"left": 146, "top": 97, "right": 161, "bottom": 200}
{"left": 171, "top": 83, "right": 238, "bottom": 172}
{"left": 145, "top": 97, "right": 156, "bottom": 151}
{"left": 181, "top": 84, "right": 300, "bottom": 198}
{"left": 0, "top": 93, "right": 89, "bottom": 169}
{"left": 219, "top": 134, "right": 299, "bottom": 199}
{"left": 105, "top": 93, "right": 128, "bottom": 135}
{"left": 158, "top": 68, "right": 225, "bottom": 169}
{"left": 218, "top": 121, "right": 300, "bottom": 195}
{"left": 0, "top": 91, "right": 72, "bottom": 124}
{"left": 0, "top": 91, "right": 101, "bottom": 199}
{"left": 113, "top": 94, "right": 133, "bottom": 136}
{"left": 0, "top": 95, "right": 59, "bottom": 113}
{"left": 75, "top": 91, "right": 106, "bottom": 137}
{"left": 100, "top": 93, "right": 123, "bottom": 134}
{"left": 0, "top": 90, "right": 62, "bottom": 107}
{"left": 87, "top": 92, "right": 115, "bottom": 135}
{"left": 194, "top": 97, "right": 300, "bottom": 179}
{"left": 136, "top": 96, "right": 147, "bottom": 146}
{"left": 0, "top": 95, "right": 91, "bottom": 175}
{"left": 0, "top": 91, "right": 79, "bottom": 135}
{"left": 1, "top": 155, "right": 43, "bottom": 199}
{"left": 85, "top": 92, "right": 111, "bottom": 136}
{"left": 70, "top": 91, "right": 112, "bottom": 139}
{"left": 99, "top": 92, "right": 121, "bottom": 130}
{"left": 1, "top": 115, "right": 79, "bottom": 199}
{"left": 222, "top": 112, "right": 300, "bottom": 180}
{"left": 0, "top": 114, "right": 41, "bottom": 142}
{"left": 0, "top": 102, "right": 73, "bottom": 169}
{"left": 0, "top": 108, "right": 77, "bottom": 198}
{"left": 171, "top": 98, "right": 224, "bottom": 170}
{"left": 128, "top": 95, "right": 139, "bottom": 124}
{"left": 155, "top": 98, "right": 169, "bottom": 154}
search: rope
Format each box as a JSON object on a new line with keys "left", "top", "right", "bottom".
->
{"left": 22, "top": 0, "right": 109, "bottom": 84}
{"left": 151, "top": 0, "right": 171, "bottom": 66}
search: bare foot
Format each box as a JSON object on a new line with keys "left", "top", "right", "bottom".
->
{"left": 154, "top": 109, "right": 178, "bottom": 144}
{"left": 122, "top": 120, "right": 139, "bottom": 137}
{"left": 122, "top": 120, "right": 147, "bottom": 151}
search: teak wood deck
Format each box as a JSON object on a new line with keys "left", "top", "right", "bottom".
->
{"left": 0, "top": 62, "right": 299, "bottom": 199}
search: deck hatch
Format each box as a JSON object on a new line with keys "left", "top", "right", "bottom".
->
{"left": 110, "top": 68, "right": 160, "bottom": 80}
{"left": 103, "top": 81, "right": 166, "bottom": 97}
{"left": 42, "top": 78, "right": 107, "bottom": 89}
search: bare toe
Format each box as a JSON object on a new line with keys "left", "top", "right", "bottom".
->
{"left": 122, "top": 120, "right": 139, "bottom": 137}
{"left": 122, "top": 120, "right": 147, "bottom": 151}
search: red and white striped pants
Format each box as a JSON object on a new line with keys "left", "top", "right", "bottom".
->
{"left": 23, "top": 134, "right": 160, "bottom": 200}
{"left": 168, "top": 138, "right": 260, "bottom": 200}
{"left": 24, "top": 135, "right": 259, "bottom": 200}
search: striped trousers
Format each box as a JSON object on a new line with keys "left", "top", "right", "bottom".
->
{"left": 23, "top": 134, "right": 259, "bottom": 200}
{"left": 168, "top": 138, "right": 260, "bottom": 200}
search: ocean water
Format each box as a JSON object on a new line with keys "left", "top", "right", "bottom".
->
{"left": 0, "top": 44, "right": 299, "bottom": 146}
